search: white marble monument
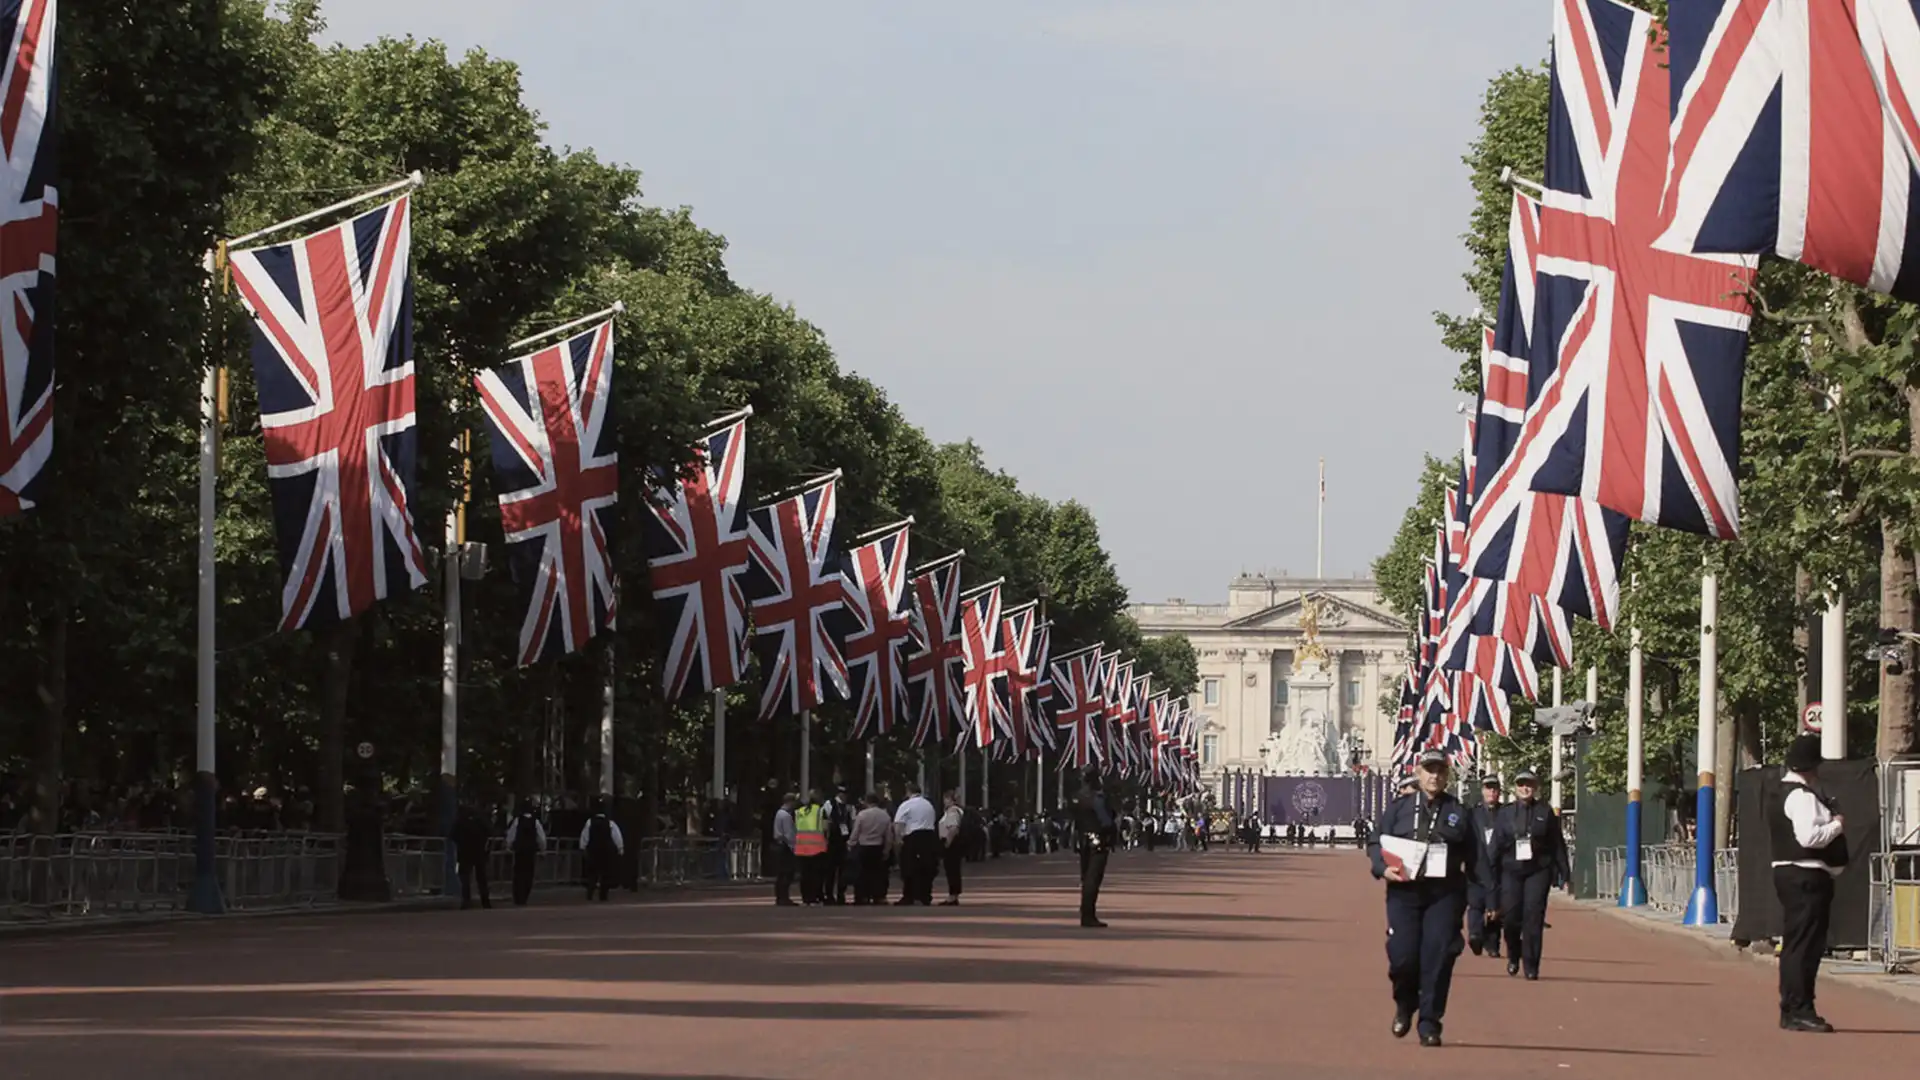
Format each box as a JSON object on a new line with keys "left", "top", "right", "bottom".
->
{"left": 1266, "top": 595, "right": 1341, "bottom": 775}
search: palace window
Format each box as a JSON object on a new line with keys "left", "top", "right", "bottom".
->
{"left": 1202, "top": 733, "right": 1220, "bottom": 766}
{"left": 1203, "top": 678, "right": 1220, "bottom": 706}
{"left": 1345, "top": 679, "right": 1362, "bottom": 708}
{"left": 1274, "top": 682, "right": 1289, "bottom": 706}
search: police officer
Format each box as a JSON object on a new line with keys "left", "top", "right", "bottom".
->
{"left": 1773, "top": 734, "right": 1847, "bottom": 1032}
{"left": 1492, "top": 767, "right": 1570, "bottom": 980}
{"left": 1466, "top": 777, "right": 1503, "bottom": 958}
{"left": 504, "top": 798, "right": 546, "bottom": 907}
{"left": 1368, "top": 749, "right": 1481, "bottom": 1048}
{"left": 1075, "top": 767, "right": 1118, "bottom": 928}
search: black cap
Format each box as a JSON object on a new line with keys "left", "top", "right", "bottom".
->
{"left": 1417, "top": 749, "right": 1448, "bottom": 769}
{"left": 1514, "top": 768, "right": 1539, "bottom": 784}
{"left": 1786, "top": 734, "right": 1823, "bottom": 773}
{"left": 1482, "top": 776, "right": 1502, "bottom": 789}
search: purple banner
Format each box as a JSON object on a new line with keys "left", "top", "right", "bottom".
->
{"left": 1264, "top": 775, "right": 1361, "bottom": 825}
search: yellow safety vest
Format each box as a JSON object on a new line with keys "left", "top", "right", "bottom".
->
{"left": 794, "top": 804, "right": 827, "bottom": 856}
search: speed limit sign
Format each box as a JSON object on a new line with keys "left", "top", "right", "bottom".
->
{"left": 1802, "top": 703, "right": 1823, "bottom": 734}
{"left": 356, "top": 741, "right": 375, "bottom": 760}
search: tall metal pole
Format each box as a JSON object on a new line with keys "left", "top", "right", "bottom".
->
{"left": 599, "top": 641, "right": 615, "bottom": 797}
{"left": 438, "top": 487, "right": 460, "bottom": 895}
{"left": 958, "top": 741, "right": 968, "bottom": 803}
{"left": 711, "top": 688, "right": 726, "bottom": 800}
{"left": 1822, "top": 592, "right": 1847, "bottom": 760}
{"left": 800, "top": 709, "right": 812, "bottom": 797}
{"left": 1316, "top": 457, "right": 1326, "bottom": 579}
{"left": 190, "top": 261, "right": 224, "bottom": 915}
{"left": 1620, "top": 627, "right": 1648, "bottom": 907}
{"left": 865, "top": 740, "right": 876, "bottom": 794}
{"left": 1550, "top": 667, "right": 1564, "bottom": 811}
{"left": 981, "top": 747, "right": 990, "bottom": 811}
{"left": 1685, "top": 572, "right": 1719, "bottom": 925}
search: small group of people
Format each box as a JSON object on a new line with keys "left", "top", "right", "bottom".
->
{"left": 1366, "top": 751, "right": 1569, "bottom": 1048}
{"left": 446, "top": 795, "right": 626, "bottom": 909}
{"left": 769, "top": 782, "right": 965, "bottom": 907}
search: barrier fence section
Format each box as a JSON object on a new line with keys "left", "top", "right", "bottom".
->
{"left": 1, "top": 832, "right": 762, "bottom": 923}
{"left": 1588, "top": 844, "right": 1738, "bottom": 925}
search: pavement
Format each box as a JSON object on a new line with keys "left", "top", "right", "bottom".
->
{"left": 4, "top": 847, "right": 1920, "bottom": 1079}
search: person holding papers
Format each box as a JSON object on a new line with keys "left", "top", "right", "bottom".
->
{"left": 1367, "top": 749, "right": 1483, "bottom": 1049}
{"left": 1491, "top": 768, "right": 1570, "bottom": 981}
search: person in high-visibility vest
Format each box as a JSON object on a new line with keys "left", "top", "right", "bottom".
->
{"left": 794, "top": 788, "right": 829, "bottom": 905}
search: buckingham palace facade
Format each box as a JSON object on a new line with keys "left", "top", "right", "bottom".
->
{"left": 1131, "top": 574, "right": 1411, "bottom": 796}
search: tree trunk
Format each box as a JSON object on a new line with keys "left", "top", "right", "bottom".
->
{"left": 1880, "top": 516, "right": 1918, "bottom": 760}
{"left": 1794, "top": 565, "right": 1811, "bottom": 719}
{"left": 1714, "top": 689, "right": 1736, "bottom": 849}
{"left": 317, "top": 616, "right": 359, "bottom": 833}
{"left": 1734, "top": 701, "right": 1764, "bottom": 769}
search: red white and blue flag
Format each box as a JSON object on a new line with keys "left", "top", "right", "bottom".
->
{"left": 905, "top": 552, "right": 968, "bottom": 749}
{"left": 1500, "top": 0, "right": 1758, "bottom": 538}
{"left": 1657, "top": 0, "right": 1920, "bottom": 300}
{"left": 745, "top": 474, "right": 849, "bottom": 720}
{"left": 474, "top": 320, "right": 618, "bottom": 666}
{"left": 996, "top": 601, "right": 1048, "bottom": 758}
{"left": 0, "top": 0, "right": 54, "bottom": 519}
{"left": 643, "top": 409, "right": 753, "bottom": 700}
{"left": 958, "top": 579, "right": 1010, "bottom": 750}
{"left": 1050, "top": 642, "right": 1107, "bottom": 770}
{"left": 230, "top": 195, "right": 424, "bottom": 630}
{"left": 836, "top": 519, "right": 914, "bottom": 740}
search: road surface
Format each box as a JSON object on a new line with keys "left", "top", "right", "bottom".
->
{"left": 4, "top": 847, "right": 1918, "bottom": 1078}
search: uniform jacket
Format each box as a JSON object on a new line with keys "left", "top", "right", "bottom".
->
{"left": 1468, "top": 802, "right": 1502, "bottom": 884}
{"left": 1074, "top": 789, "right": 1118, "bottom": 847}
{"left": 1365, "top": 790, "right": 1483, "bottom": 891}
{"left": 1492, "top": 799, "right": 1571, "bottom": 886}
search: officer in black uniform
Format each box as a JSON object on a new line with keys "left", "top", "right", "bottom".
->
{"left": 1773, "top": 734, "right": 1848, "bottom": 1032}
{"left": 1074, "top": 767, "right": 1118, "bottom": 928}
{"left": 1492, "top": 767, "right": 1570, "bottom": 979}
{"left": 1367, "top": 749, "right": 1482, "bottom": 1048}
{"left": 1466, "top": 776, "right": 1503, "bottom": 958}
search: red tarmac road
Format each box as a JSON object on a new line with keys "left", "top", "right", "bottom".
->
{"left": 4, "top": 848, "right": 1919, "bottom": 1079}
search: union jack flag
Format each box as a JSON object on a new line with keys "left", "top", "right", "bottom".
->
{"left": 1027, "top": 618, "right": 1059, "bottom": 753}
{"left": 1506, "top": 0, "right": 1758, "bottom": 538}
{"left": 958, "top": 580, "right": 1011, "bottom": 750}
{"left": 474, "top": 320, "right": 617, "bottom": 666}
{"left": 1466, "top": 194, "right": 1628, "bottom": 630}
{"left": 905, "top": 552, "right": 967, "bottom": 749}
{"left": 643, "top": 409, "right": 752, "bottom": 700}
{"left": 1145, "top": 691, "right": 1170, "bottom": 787}
{"left": 1050, "top": 642, "right": 1107, "bottom": 770}
{"left": 0, "top": 0, "right": 54, "bottom": 519}
{"left": 230, "top": 195, "right": 424, "bottom": 630}
{"left": 1102, "top": 653, "right": 1135, "bottom": 775}
{"left": 1657, "top": 0, "right": 1920, "bottom": 300}
{"left": 745, "top": 474, "right": 849, "bottom": 720}
{"left": 996, "top": 602, "right": 1048, "bottom": 758}
{"left": 836, "top": 520, "right": 914, "bottom": 740}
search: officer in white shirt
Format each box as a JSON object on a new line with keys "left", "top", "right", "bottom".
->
{"left": 893, "top": 781, "right": 939, "bottom": 905}
{"left": 1772, "top": 735, "right": 1848, "bottom": 1033}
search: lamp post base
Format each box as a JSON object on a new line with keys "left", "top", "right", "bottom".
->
{"left": 187, "top": 770, "right": 224, "bottom": 915}
{"left": 1683, "top": 885, "right": 1719, "bottom": 926}
{"left": 1617, "top": 874, "right": 1647, "bottom": 908}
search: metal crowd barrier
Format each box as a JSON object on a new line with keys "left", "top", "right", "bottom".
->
{"left": 1, "top": 831, "right": 762, "bottom": 924}
{"left": 1587, "top": 844, "right": 1738, "bottom": 924}
{"left": 1869, "top": 850, "right": 1920, "bottom": 971}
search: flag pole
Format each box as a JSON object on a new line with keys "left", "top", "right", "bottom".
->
{"left": 800, "top": 709, "right": 812, "bottom": 798}
{"left": 711, "top": 687, "right": 727, "bottom": 802}
{"left": 1685, "top": 570, "right": 1719, "bottom": 926}
{"left": 600, "top": 629, "right": 616, "bottom": 798}
{"left": 438, "top": 429, "right": 467, "bottom": 895}
{"left": 190, "top": 247, "right": 225, "bottom": 916}
{"left": 1316, "top": 457, "right": 1326, "bottom": 578}
{"left": 228, "top": 172, "right": 425, "bottom": 249}
{"left": 510, "top": 302, "right": 626, "bottom": 352}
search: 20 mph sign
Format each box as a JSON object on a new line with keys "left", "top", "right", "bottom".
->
{"left": 1802, "top": 703, "right": 1823, "bottom": 734}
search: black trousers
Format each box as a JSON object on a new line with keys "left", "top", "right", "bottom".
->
{"left": 457, "top": 854, "right": 491, "bottom": 908}
{"left": 1465, "top": 881, "right": 1499, "bottom": 955}
{"left": 585, "top": 852, "right": 617, "bottom": 901}
{"left": 772, "top": 845, "right": 795, "bottom": 904}
{"left": 1386, "top": 884, "right": 1466, "bottom": 1033}
{"left": 900, "top": 832, "right": 939, "bottom": 904}
{"left": 1775, "top": 865, "right": 1836, "bottom": 1016}
{"left": 1500, "top": 868, "right": 1552, "bottom": 974}
{"left": 943, "top": 844, "right": 964, "bottom": 898}
{"left": 800, "top": 852, "right": 828, "bottom": 904}
{"left": 1079, "top": 842, "right": 1109, "bottom": 921}
{"left": 854, "top": 845, "right": 887, "bottom": 903}
{"left": 511, "top": 853, "right": 537, "bottom": 906}
{"left": 827, "top": 840, "right": 850, "bottom": 903}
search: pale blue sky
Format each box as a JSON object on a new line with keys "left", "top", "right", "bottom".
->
{"left": 318, "top": 1, "right": 1549, "bottom": 604}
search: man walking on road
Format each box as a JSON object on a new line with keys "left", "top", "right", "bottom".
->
{"left": 505, "top": 799, "right": 545, "bottom": 907}
{"left": 1492, "top": 768, "right": 1569, "bottom": 980}
{"left": 1075, "top": 767, "right": 1118, "bottom": 928}
{"left": 1369, "top": 750, "right": 1481, "bottom": 1048}
{"left": 1773, "top": 735, "right": 1848, "bottom": 1033}
{"left": 579, "top": 797, "right": 625, "bottom": 902}
{"left": 772, "top": 794, "right": 799, "bottom": 906}
{"left": 448, "top": 802, "right": 493, "bottom": 910}
{"left": 894, "top": 781, "right": 939, "bottom": 905}
{"left": 1466, "top": 777, "right": 1502, "bottom": 958}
